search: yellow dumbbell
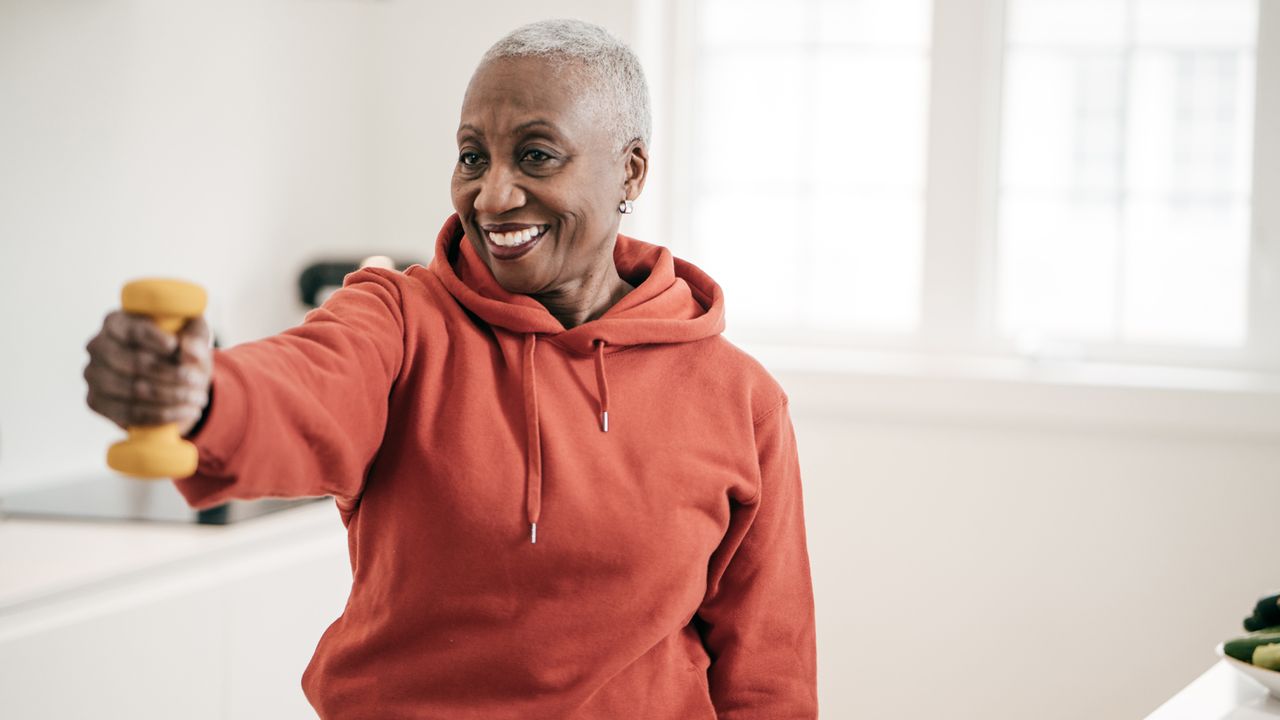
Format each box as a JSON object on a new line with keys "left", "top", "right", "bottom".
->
{"left": 106, "top": 278, "right": 208, "bottom": 479}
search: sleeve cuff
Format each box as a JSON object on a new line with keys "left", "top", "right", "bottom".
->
{"left": 186, "top": 352, "right": 250, "bottom": 477}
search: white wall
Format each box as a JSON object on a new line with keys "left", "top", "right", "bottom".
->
{"left": 773, "top": 363, "right": 1280, "bottom": 718}
{"left": 0, "top": 0, "right": 645, "bottom": 491}
{"left": 3, "top": 2, "right": 1278, "bottom": 719}
{"left": 0, "top": 0, "right": 374, "bottom": 489}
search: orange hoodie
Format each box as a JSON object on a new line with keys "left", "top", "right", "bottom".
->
{"left": 174, "top": 214, "right": 818, "bottom": 719}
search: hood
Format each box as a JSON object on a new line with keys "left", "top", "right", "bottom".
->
{"left": 426, "top": 213, "right": 725, "bottom": 544}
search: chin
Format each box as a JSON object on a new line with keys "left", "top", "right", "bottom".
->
{"left": 487, "top": 264, "right": 543, "bottom": 296}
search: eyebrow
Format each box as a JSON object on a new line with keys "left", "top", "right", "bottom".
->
{"left": 456, "top": 119, "right": 562, "bottom": 138}
{"left": 514, "top": 119, "right": 559, "bottom": 135}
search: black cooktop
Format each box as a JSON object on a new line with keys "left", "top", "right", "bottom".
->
{"left": 0, "top": 473, "right": 325, "bottom": 525}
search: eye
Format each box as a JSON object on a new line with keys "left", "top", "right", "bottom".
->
{"left": 522, "top": 149, "right": 553, "bottom": 163}
{"left": 458, "top": 151, "right": 485, "bottom": 167}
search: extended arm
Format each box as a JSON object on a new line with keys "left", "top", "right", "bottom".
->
{"left": 172, "top": 268, "right": 406, "bottom": 509}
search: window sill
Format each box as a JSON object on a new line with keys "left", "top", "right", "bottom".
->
{"left": 741, "top": 342, "right": 1280, "bottom": 441}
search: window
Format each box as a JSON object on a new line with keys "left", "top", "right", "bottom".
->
{"left": 999, "top": 0, "right": 1257, "bottom": 350}
{"left": 685, "top": 0, "right": 933, "bottom": 334}
{"left": 652, "top": 0, "right": 1279, "bottom": 373}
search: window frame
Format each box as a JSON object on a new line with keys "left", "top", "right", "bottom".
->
{"left": 639, "top": 0, "right": 1280, "bottom": 376}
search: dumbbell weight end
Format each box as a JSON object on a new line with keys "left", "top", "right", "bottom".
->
{"left": 107, "top": 425, "right": 199, "bottom": 478}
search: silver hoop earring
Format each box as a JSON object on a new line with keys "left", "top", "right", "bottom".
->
{"left": 618, "top": 199, "right": 634, "bottom": 214}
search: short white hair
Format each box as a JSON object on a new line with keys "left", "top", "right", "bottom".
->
{"left": 479, "top": 19, "right": 652, "bottom": 151}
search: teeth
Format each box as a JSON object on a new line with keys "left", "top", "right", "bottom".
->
{"left": 488, "top": 226, "right": 544, "bottom": 247}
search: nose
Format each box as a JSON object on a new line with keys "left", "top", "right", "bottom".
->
{"left": 474, "top": 162, "right": 525, "bottom": 216}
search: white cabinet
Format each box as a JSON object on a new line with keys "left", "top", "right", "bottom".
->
{"left": 0, "top": 503, "right": 351, "bottom": 720}
{"left": 0, "top": 581, "right": 226, "bottom": 719}
{"left": 223, "top": 536, "right": 352, "bottom": 719}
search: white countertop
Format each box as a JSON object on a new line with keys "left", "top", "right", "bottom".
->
{"left": 0, "top": 499, "right": 343, "bottom": 616}
{"left": 7, "top": 492, "right": 1280, "bottom": 720}
{"left": 1148, "top": 661, "right": 1280, "bottom": 719}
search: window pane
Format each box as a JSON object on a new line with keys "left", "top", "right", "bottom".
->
{"left": 698, "top": 0, "right": 806, "bottom": 47}
{"left": 1001, "top": 50, "right": 1124, "bottom": 193}
{"left": 815, "top": 50, "right": 929, "bottom": 189}
{"left": 695, "top": 51, "right": 805, "bottom": 187}
{"left": 690, "top": 0, "right": 932, "bottom": 335}
{"left": 693, "top": 191, "right": 804, "bottom": 328}
{"left": 815, "top": 0, "right": 931, "bottom": 48}
{"left": 997, "top": 0, "right": 1256, "bottom": 350}
{"left": 808, "top": 191, "right": 921, "bottom": 331}
{"left": 1127, "top": 52, "right": 1255, "bottom": 197}
{"left": 1134, "top": 0, "right": 1257, "bottom": 48}
{"left": 1006, "top": 0, "right": 1127, "bottom": 47}
{"left": 1123, "top": 199, "right": 1250, "bottom": 345}
{"left": 998, "top": 195, "right": 1119, "bottom": 339}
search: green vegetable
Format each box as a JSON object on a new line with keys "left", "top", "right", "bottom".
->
{"left": 1224, "top": 628, "right": 1280, "bottom": 663}
{"left": 1254, "top": 643, "right": 1280, "bottom": 671}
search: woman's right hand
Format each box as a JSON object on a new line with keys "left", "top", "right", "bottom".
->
{"left": 83, "top": 311, "right": 214, "bottom": 437}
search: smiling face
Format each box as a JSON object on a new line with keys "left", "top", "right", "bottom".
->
{"left": 451, "top": 56, "right": 647, "bottom": 299}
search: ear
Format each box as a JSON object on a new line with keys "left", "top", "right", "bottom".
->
{"left": 622, "top": 139, "right": 649, "bottom": 201}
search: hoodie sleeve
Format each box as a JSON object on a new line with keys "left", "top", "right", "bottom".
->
{"left": 694, "top": 396, "right": 819, "bottom": 719}
{"left": 171, "top": 268, "right": 405, "bottom": 510}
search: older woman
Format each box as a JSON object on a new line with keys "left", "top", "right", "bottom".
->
{"left": 83, "top": 18, "right": 817, "bottom": 720}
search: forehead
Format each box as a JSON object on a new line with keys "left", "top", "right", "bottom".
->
{"left": 458, "top": 56, "right": 601, "bottom": 141}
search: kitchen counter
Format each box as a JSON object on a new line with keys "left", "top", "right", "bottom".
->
{"left": 10, "top": 493, "right": 1279, "bottom": 719}
{"left": 0, "top": 497, "right": 351, "bottom": 719}
{"left": 1148, "top": 661, "right": 1280, "bottom": 719}
{"left": 0, "top": 497, "right": 341, "bottom": 615}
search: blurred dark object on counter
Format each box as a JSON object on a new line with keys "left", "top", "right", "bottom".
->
{"left": 299, "top": 255, "right": 423, "bottom": 308}
{"left": 0, "top": 474, "right": 325, "bottom": 525}
{"left": 1245, "top": 592, "right": 1280, "bottom": 631}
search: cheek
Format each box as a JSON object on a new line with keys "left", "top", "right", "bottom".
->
{"left": 565, "top": 185, "right": 609, "bottom": 225}
{"left": 450, "top": 179, "right": 473, "bottom": 213}
{"left": 583, "top": 167, "right": 624, "bottom": 220}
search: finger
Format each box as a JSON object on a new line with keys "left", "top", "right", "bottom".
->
{"left": 86, "top": 332, "right": 124, "bottom": 370}
{"left": 177, "top": 317, "right": 212, "bottom": 368}
{"left": 133, "top": 348, "right": 199, "bottom": 381}
{"left": 103, "top": 310, "right": 179, "bottom": 355}
{"left": 86, "top": 364, "right": 209, "bottom": 407}
{"left": 128, "top": 401, "right": 203, "bottom": 427}
{"left": 86, "top": 389, "right": 130, "bottom": 430}
{"left": 86, "top": 334, "right": 143, "bottom": 377}
{"left": 83, "top": 361, "right": 134, "bottom": 400}
{"left": 85, "top": 386, "right": 126, "bottom": 425}
{"left": 86, "top": 343, "right": 198, "bottom": 388}
{"left": 178, "top": 315, "right": 211, "bottom": 344}
{"left": 91, "top": 344, "right": 186, "bottom": 382}
{"left": 87, "top": 390, "right": 203, "bottom": 428}
{"left": 130, "top": 376, "right": 210, "bottom": 407}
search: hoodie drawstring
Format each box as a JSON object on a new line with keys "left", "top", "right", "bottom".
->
{"left": 523, "top": 333, "right": 542, "bottom": 544}
{"left": 593, "top": 340, "right": 610, "bottom": 433}
{"left": 522, "top": 334, "right": 613, "bottom": 544}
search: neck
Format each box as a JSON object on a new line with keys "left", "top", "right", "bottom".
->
{"left": 535, "top": 263, "right": 634, "bottom": 329}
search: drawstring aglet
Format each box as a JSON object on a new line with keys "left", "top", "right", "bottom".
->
{"left": 600, "top": 410, "right": 609, "bottom": 433}
{"left": 530, "top": 522, "right": 537, "bottom": 544}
